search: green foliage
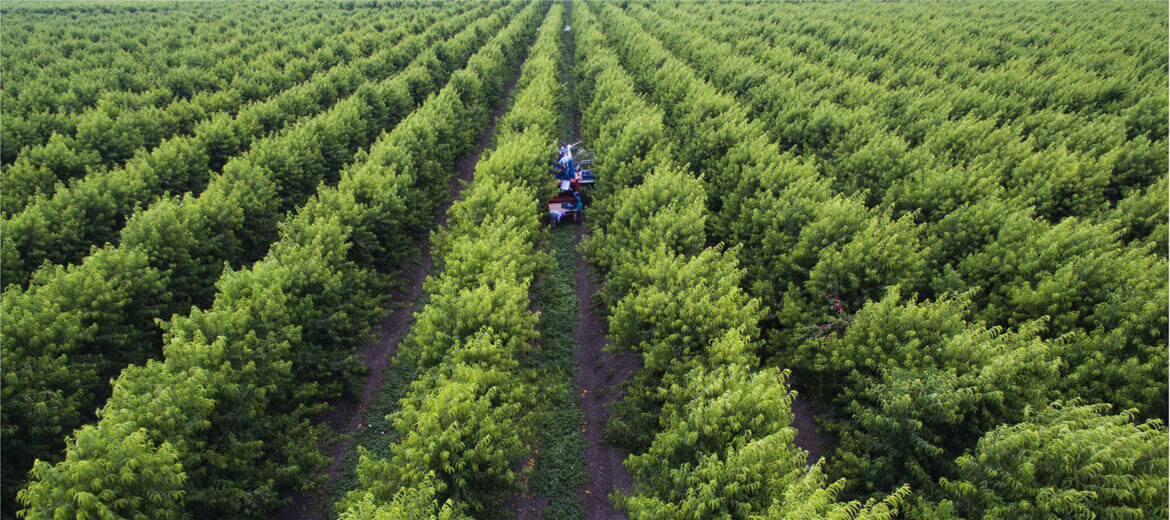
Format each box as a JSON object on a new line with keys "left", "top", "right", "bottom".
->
{"left": 13, "top": 4, "right": 544, "bottom": 517}
{"left": 473, "top": 128, "right": 557, "bottom": 194}
{"left": 2, "top": 5, "right": 530, "bottom": 506}
{"left": 881, "top": 164, "right": 1007, "bottom": 224}
{"left": 621, "top": 362, "right": 798, "bottom": 493}
{"left": 607, "top": 247, "right": 761, "bottom": 375}
{"left": 788, "top": 291, "right": 973, "bottom": 401}
{"left": 1, "top": 5, "right": 495, "bottom": 287}
{"left": 806, "top": 211, "right": 928, "bottom": 308}
{"left": 582, "top": 163, "right": 707, "bottom": 283}
{"left": 583, "top": 1, "right": 1167, "bottom": 513}
{"left": 572, "top": 16, "right": 676, "bottom": 204}
{"left": 527, "top": 223, "right": 588, "bottom": 519}
{"left": 338, "top": 478, "right": 471, "bottom": 520}
{"left": 1, "top": 1, "right": 436, "bottom": 191}
{"left": 340, "top": 3, "right": 566, "bottom": 516}
{"left": 6, "top": 0, "right": 1167, "bottom": 517}
{"left": 1, "top": 246, "right": 168, "bottom": 505}
{"left": 955, "top": 215, "right": 1168, "bottom": 418}
{"left": 937, "top": 402, "right": 1169, "bottom": 520}
{"left": 433, "top": 180, "right": 541, "bottom": 262}
{"left": 574, "top": 5, "right": 907, "bottom": 517}
{"left": 1107, "top": 175, "right": 1169, "bottom": 255}
{"left": 18, "top": 422, "right": 186, "bottom": 520}
{"left": 920, "top": 198, "right": 1034, "bottom": 282}
{"left": 742, "top": 194, "right": 931, "bottom": 354}
{"left": 783, "top": 290, "right": 1059, "bottom": 497}
{"left": 1008, "top": 145, "right": 1111, "bottom": 221}
{"left": 402, "top": 278, "right": 539, "bottom": 370}
{"left": 618, "top": 363, "right": 806, "bottom": 518}
{"left": 350, "top": 356, "right": 534, "bottom": 515}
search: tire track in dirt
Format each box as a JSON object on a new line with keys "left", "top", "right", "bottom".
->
{"left": 276, "top": 37, "right": 535, "bottom": 520}
{"left": 565, "top": 2, "right": 639, "bottom": 515}
{"left": 572, "top": 230, "right": 639, "bottom": 520}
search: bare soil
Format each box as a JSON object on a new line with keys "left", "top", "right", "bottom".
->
{"left": 274, "top": 42, "right": 531, "bottom": 520}
{"left": 574, "top": 227, "right": 639, "bottom": 520}
{"left": 564, "top": 10, "right": 637, "bottom": 514}
{"left": 500, "top": 452, "right": 550, "bottom": 520}
{"left": 786, "top": 373, "right": 827, "bottom": 466}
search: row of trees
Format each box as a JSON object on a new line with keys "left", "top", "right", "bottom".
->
{"left": 2, "top": 3, "right": 520, "bottom": 514}
{"left": 1, "top": 4, "right": 440, "bottom": 216}
{"left": 2, "top": 1, "right": 491, "bottom": 287}
{"left": 633, "top": 0, "right": 1167, "bottom": 421}
{"left": 645, "top": 1, "right": 1167, "bottom": 224}
{"left": 2, "top": 2, "right": 386, "bottom": 163}
{"left": 13, "top": 2, "right": 545, "bottom": 518}
{"left": 340, "top": 4, "right": 565, "bottom": 516}
{"left": 593, "top": 1, "right": 1168, "bottom": 517}
{"left": 573, "top": 4, "right": 907, "bottom": 518}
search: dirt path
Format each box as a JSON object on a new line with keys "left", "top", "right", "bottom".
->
{"left": 564, "top": 3, "right": 638, "bottom": 516}
{"left": 786, "top": 374, "right": 827, "bottom": 466}
{"left": 275, "top": 42, "right": 533, "bottom": 520}
{"left": 573, "top": 236, "right": 639, "bottom": 520}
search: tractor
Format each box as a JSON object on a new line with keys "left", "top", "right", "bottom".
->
{"left": 547, "top": 140, "right": 596, "bottom": 226}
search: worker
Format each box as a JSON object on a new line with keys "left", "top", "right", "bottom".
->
{"left": 558, "top": 154, "right": 573, "bottom": 180}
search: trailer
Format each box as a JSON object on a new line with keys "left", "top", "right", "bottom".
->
{"left": 547, "top": 194, "right": 581, "bottom": 226}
